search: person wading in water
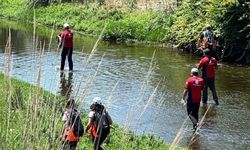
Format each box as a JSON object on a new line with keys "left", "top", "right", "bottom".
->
{"left": 197, "top": 49, "right": 219, "bottom": 105}
{"left": 182, "top": 68, "right": 205, "bottom": 132}
{"left": 58, "top": 23, "right": 73, "bottom": 72}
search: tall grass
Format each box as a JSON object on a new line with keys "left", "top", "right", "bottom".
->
{"left": 0, "top": 2, "right": 194, "bottom": 149}
{"left": 4, "top": 28, "right": 12, "bottom": 149}
{"left": 0, "top": 11, "right": 64, "bottom": 149}
{"left": 169, "top": 117, "right": 188, "bottom": 150}
{"left": 188, "top": 105, "right": 211, "bottom": 147}
{"left": 169, "top": 105, "right": 212, "bottom": 150}
{"left": 0, "top": 15, "right": 174, "bottom": 150}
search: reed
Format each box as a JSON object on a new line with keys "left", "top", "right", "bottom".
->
{"left": 74, "top": 24, "right": 108, "bottom": 108}
{"left": 138, "top": 80, "right": 161, "bottom": 121}
{"left": 4, "top": 28, "right": 12, "bottom": 149}
{"left": 48, "top": 21, "right": 55, "bottom": 52}
{"left": 133, "top": 50, "right": 156, "bottom": 107}
{"left": 188, "top": 105, "right": 211, "bottom": 147}
{"left": 0, "top": 8, "right": 64, "bottom": 149}
{"left": 85, "top": 23, "right": 107, "bottom": 65}
{"left": 169, "top": 117, "right": 188, "bottom": 150}
{"left": 77, "top": 53, "right": 105, "bottom": 106}
{"left": 120, "top": 50, "right": 157, "bottom": 135}
{"left": 117, "top": 50, "right": 171, "bottom": 150}
{"left": 0, "top": 16, "right": 176, "bottom": 150}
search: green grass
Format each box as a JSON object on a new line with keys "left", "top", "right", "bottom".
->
{"left": 0, "top": 73, "right": 174, "bottom": 149}
{"left": 0, "top": 73, "right": 64, "bottom": 149}
{"left": 0, "top": 1, "right": 173, "bottom": 43}
{"left": 0, "top": 0, "right": 26, "bottom": 18}
{"left": 1, "top": 0, "right": 249, "bottom": 64}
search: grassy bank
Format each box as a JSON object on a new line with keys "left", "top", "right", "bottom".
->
{"left": 0, "top": 73, "right": 64, "bottom": 149}
{"left": 0, "top": 73, "right": 174, "bottom": 149}
{"left": 1, "top": 0, "right": 250, "bottom": 64}
{"left": 0, "top": 0, "right": 173, "bottom": 43}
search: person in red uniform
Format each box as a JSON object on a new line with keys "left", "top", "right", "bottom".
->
{"left": 58, "top": 23, "right": 73, "bottom": 71}
{"left": 182, "top": 68, "right": 204, "bottom": 131}
{"left": 197, "top": 49, "right": 219, "bottom": 105}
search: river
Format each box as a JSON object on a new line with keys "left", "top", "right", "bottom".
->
{"left": 0, "top": 19, "right": 250, "bottom": 150}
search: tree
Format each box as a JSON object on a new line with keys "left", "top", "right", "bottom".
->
{"left": 219, "top": 0, "right": 250, "bottom": 64}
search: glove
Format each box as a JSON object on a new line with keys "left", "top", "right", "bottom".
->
{"left": 181, "top": 98, "right": 186, "bottom": 106}
{"left": 58, "top": 43, "right": 62, "bottom": 48}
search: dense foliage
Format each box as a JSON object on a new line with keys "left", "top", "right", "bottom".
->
{"left": 170, "top": 0, "right": 250, "bottom": 64}
{"left": 219, "top": 1, "right": 250, "bottom": 64}
{"left": 0, "top": 1, "right": 174, "bottom": 42}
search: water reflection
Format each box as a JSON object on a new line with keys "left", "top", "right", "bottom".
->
{"left": 200, "top": 105, "right": 217, "bottom": 129}
{"left": 58, "top": 72, "right": 73, "bottom": 99}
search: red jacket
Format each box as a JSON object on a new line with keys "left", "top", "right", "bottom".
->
{"left": 185, "top": 76, "right": 205, "bottom": 103}
{"left": 198, "top": 56, "right": 217, "bottom": 78}
{"left": 60, "top": 29, "right": 73, "bottom": 48}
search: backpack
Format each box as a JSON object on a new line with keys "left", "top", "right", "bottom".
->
{"left": 203, "top": 30, "right": 215, "bottom": 48}
{"left": 91, "top": 111, "right": 111, "bottom": 138}
{"left": 68, "top": 109, "right": 84, "bottom": 137}
{"left": 95, "top": 112, "right": 110, "bottom": 129}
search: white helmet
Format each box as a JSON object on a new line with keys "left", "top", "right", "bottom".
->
{"left": 92, "top": 97, "right": 103, "bottom": 105}
{"left": 191, "top": 68, "right": 198, "bottom": 73}
{"left": 63, "top": 23, "right": 69, "bottom": 28}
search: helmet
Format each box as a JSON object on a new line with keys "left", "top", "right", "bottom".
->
{"left": 63, "top": 23, "right": 69, "bottom": 28}
{"left": 92, "top": 97, "right": 103, "bottom": 105}
{"left": 191, "top": 68, "right": 198, "bottom": 73}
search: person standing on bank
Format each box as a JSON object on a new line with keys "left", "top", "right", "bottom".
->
{"left": 85, "top": 97, "right": 113, "bottom": 150}
{"left": 197, "top": 49, "right": 219, "bottom": 105}
{"left": 182, "top": 68, "right": 205, "bottom": 131}
{"left": 61, "top": 99, "right": 84, "bottom": 150}
{"left": 58, "top": 23, "right": 73, "bottom": 72}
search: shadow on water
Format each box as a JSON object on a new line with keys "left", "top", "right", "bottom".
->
{"left": 58, "top": 72, "right": 73, "bottom": 99}
{"left": 200, "top": 105, "right": 217, "bottom": 129}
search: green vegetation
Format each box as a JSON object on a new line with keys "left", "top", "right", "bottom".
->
{"left": 0, "top": 0, "right": 249, "bottom": 61}
{"left": 0, "top": 0, "right": 25, "bottom": 18}
{"left": 171, "top": 0, "right": 250, "bottom": 64}
{"left": 0, "top": 1, "right": 174, "bottom": 43}
{"left": 219, "top": 1, "right": 250, "bottom": 64}
{"left": 0, "top": 73, "right": 172, "bottom": 149}
{"left": 171, "top": 0, "right": 233, "bottom": 46}
{"left": 0, "top": 73, "right": 64, "bottom": 149}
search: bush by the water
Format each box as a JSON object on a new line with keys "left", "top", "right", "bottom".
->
{"left": 1, "top": 0, "right": 250, "bottom": 63}
{"left": 0, "top": 1, "right": 174, "bottom": 43}
{"left": 169, "top": 0, "right": 250, "bottom": 64}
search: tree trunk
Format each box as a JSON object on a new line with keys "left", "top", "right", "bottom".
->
{"left": 235, "top": 49, "right": 247, "bottom": 63}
